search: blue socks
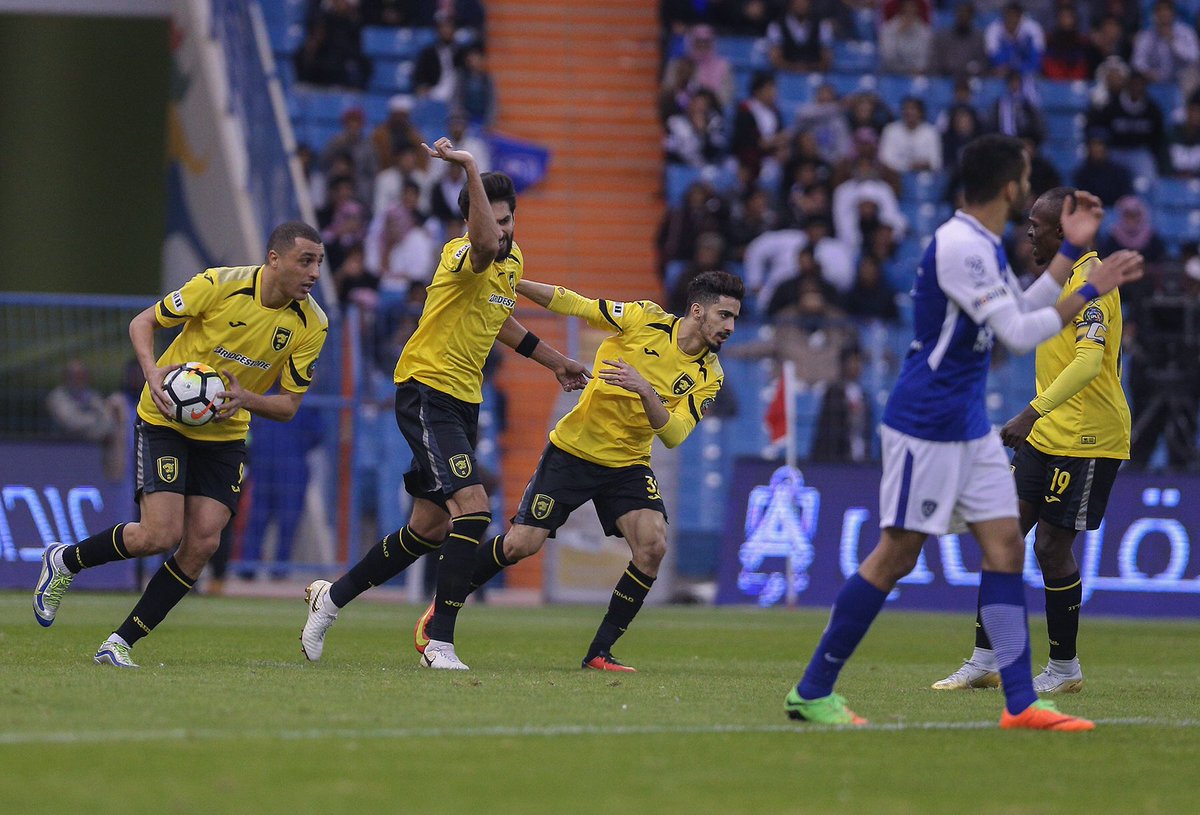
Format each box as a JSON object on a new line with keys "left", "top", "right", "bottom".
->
{"left": 797, "top": 574, "right": 887, "bottom": 700}
{"left": 979, "top": 570, "right": 1037, "bottom": 714}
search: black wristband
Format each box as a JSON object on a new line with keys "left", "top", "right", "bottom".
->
{"left": 515, "top": 331, "right": 540, "bottom": 357}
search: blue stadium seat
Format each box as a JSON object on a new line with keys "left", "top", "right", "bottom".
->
{"left": 1148, "top": 82, "right": 1181, "bottom": 116}
{"left": 1039, "top": 79, "right": 1090, "bottom": 113}
{"left": 777, "top": 72, "right": 818, "bottom": 106}
{"left": 267, "top": 20, "right": 304, "bottom": 54}
{"left": 1154, "top": 177, "right": 1200, "bottom": 211}
{"left": 666, "top": 164, "right": 702, "bottom": 206}
{"left": 1154, "top": 207, "right": 1200, "bottom": 244}
{"left": 410, "top": 98, "right": 450, "bottom": 137}
{"left": 831, "top": 40, "right": 877, "bottom": 74}
{"left": 877, "top": 75, "right": 952, "bottom": 112}
{"left": 900, "top": 171, "right": 946, "bottom": 204}
{"left": 297, "top": 89, "right": 363, "bottom": 123}
{"left": 361, "top": 26, "right": 436, "bottom": 59}
{"left": 363, "top": 93, "right": 391, "bottom": 124}
{"left": 368, "top": 58, "right": 415, "bottom": 94}
{"left": 715, "top": 36, "right": 767, "bottom": 70}
{"left": 1041, "top": 143, "right": 1083, "bottom": 177}
{"left": 971, "top": 76, "right": 1005, "bottom": 110}
{"left": 1045, "top": 111, "right": 1084, "bottom": 143}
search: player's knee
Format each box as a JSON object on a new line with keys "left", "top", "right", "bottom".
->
{"left": 1034, "top": 531, "right": 1075, "bottom": 573}
{"left": 504, "top": 529, "right": 545, "bottom": 560}
{"left": 139, "top": 521, "right": 184, "bottom": 555}
{"left": 632, "top": 536, "right": 667, "bottom": 572}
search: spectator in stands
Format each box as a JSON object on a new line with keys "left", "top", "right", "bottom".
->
{"left": 316, "top": 174, "right": 360, "bottom": 230}
{"left": 881, "top": 0, "right": 930, "bottom": 23}
{"left": 878, "top": 97, "right": 942, "bottom": 174}
{"left": 843, "top": 91, "right": 893, "bottom": 141}
{"left": 833, "top": 126, "right": 901, "bottom": 195}
{"left": 318, "top": 107, "right": 378, "bottom": 205}
{"left": 767, "top": 246, "right": 841, "bottom": 317}
{"left": 801, "top": 215, "right": 856, "bottom": 293}
{"left": 1089, "top": 69, "right": 1167, "bottom": 183}
{"left": 940, "top": 101, "right": 985, "bottom": 174}
{"left": 766, "top": 0, "right": 834, "bottom": 73}
{"left": 685, "top": 24, "right": 736, "bottom": 109}
{"left": 295, "top": 0, "right": 372, "bottom": 89}
{"left": 333, "top": 243, "right": 379, "bottom": 307}
{"left": 985, "top": 2, "right": 1045, "bottom": 77}
{"left": 46, "top": 358, "right": 120, "bottom": 445}
{"left": 413, "top": 10, "right": 462, "bottom": 103}
{"left": 456, "top": 44, "right": 496, "bottom": 126}
{"left": 810, "top": 345, "right": 872, "bottom": 463}
{"left": 1098, "top": 195, "right": 1168, "bottom": 264}
{"left": 1022, "top": 136, "right": 1063, "bottom": 201}
{"left": 931, "top": 2, "right": 989, "bottom": 78}
{"left": 665, "top": 89, "right": 729, "bottom": 170}
{"left": 657, "top": 180, "right": 729, "bottom": 276}
{"left": 1169, "top": 96, "right": 1200, "bottom": 177}
{"left": 1090, "top": 54, "right": 1130, "bottom": 109}
{"left": 732, "top": 71, "right": 787, "bottom": 183}
{"left": 763, "top": 273, "right": 859, "bottom": 385}
{"left": 321, "top": 197, "right": 369, "bottom": 273}
{"left": 430, "top": 161, "right": 467, "bottom": 235}
{"left": 780, "top": 134, "right": 835, "bottom": 220}
{"left": 1074, "top": 127, "right": 1135, "bottom": 204}
{"left": 793, "top": 83, "right": 853, "bottom": 164}
{"left": 1131, "top": 0, "right": 1199, "bottom": 93}
{"left": 669, "top": 231, "right": 730, "bottom": 312}
{"left": 361, "top": 0, "right": 405, "bottom": 27}
{"left": 989, "top": 69, "right": 1046, "bottom": 145}
{"left": 375, "top": 182, "right": 441, "bottom": 295}
{"left": 371, "top": 94, "right": 425, "bottom": 171}
{"left": 842, "top": 253, "right": 899, "bottom": 322}
{"left": 1042, "top": 3, "right": 1097, "bottom": 80}
{"left": 878, "top": 0, "right": 933, "bottom": 75}
{"left": 725, "top": 186, "right": 779, "bottom": 261}
{"left": 1088, "top": 15, "right": 1132, "bottom": 73}
{"left": 659, "top": 53, "right": 697, "bottom": 124}
{"left": 832, "top": 153, "right": 908, "bottom": 251}
{"left": 373, "top": 144, "right": 434, "bottom": 220}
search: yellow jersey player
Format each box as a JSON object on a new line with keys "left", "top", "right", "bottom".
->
{"left": 411, "top": 271, "right": 744, "bottom": 671}
{"left": 33, "top": 222, "right": 329, "bottom": 667}
{"left": 300, "top": 139, "right": 589, "bottom": 669}
{"left": 934, "top": 186, "right": 1132, "bottom": 694}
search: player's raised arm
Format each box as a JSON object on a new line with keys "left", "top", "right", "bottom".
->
{"left": 496, "top": 315, "right": 591, "bottom": 391}
{"left": 423, "top": 137, "right": 500, "bottom": 272}
{"left": 516, "top": 279, "right": 633, "bottom": 334}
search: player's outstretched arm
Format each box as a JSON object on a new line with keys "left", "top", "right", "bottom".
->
{"left": 129, "top": 306, "right": 181, "bottom": 420}
{"left": 1000, "top": 346, "right": 1103, "bottom": 448}
{"left": 497, "top": 316, "right": 591, "bottom": 392}
{"left": 423, "top": 137, "right": 498, "bottom": 272}
{"left": 1051, "top": 249, "right": 1142, "bottom": 326}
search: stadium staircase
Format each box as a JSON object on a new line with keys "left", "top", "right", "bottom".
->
{"left": 486, "top": 0, "right": 663, "bottom": 591}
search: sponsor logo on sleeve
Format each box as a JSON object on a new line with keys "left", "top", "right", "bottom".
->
{"left": 171, "top": 290, "right": 185, "bottom": 312}
{"left": 1083, "top": 305, "right": 1104, "bottom": 323}
{"left": 612, "top": 302, "right": 624, "bottom": 317}
{"left": 971, "top": 286, "right": 1009, "bottom": 311}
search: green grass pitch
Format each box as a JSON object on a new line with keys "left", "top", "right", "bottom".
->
{"left": 2, "top": 591, "right": 1197, "bottom": 814}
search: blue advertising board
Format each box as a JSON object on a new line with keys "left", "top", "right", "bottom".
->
{"left": 718, "top": 458, "right": 1200, "bottom": 617}
{"left": 0, "top": 441, "right": 137, "bottom": 590}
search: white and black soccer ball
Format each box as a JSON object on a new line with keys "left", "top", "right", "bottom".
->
{"left": 162, "top": 362, "right": 226, "bottom": 426}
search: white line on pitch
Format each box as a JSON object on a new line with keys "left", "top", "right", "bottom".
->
{"left": 0, "top": 717, "right": 1196, "bottom": 745}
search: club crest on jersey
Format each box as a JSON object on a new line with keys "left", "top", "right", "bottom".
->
{"left": 531, "top": 494, "right": 555, "bottom": 520}
{"left": 965, "top": 254, "right": 988, "bottom": 286}
{"left": 672, "top": 373, "right": 695, "bottom": 396}
{"left": 157, "top": 456, "right": 179, "bottom": 484}
{"left": 272, "top": 326, "right": 293, "bottom": 351}
{"left": 449, "top": 454, "right": 472, "bottom": 478}
{"left": 921, "top": 500, "right": 938, "bottom": 518}
{"left": 700, "top": 397, "right": 716, "bottom": 415}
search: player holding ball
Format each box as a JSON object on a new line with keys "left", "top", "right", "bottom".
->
{"left": 32, "top": 221, "right": 328, "bottom": 668}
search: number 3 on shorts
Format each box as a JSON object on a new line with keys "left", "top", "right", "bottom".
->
{"left": 645, "top": 475, "right": 660, "bottom": 501}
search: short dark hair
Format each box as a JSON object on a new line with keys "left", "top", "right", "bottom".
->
{"left": 457, "top": 171, "right": 517, "bottom": 221}
{"left": 267, "top": 221, "right": 322, "bottom": 255}
{"left": 1034, "top": 186, "right": 1077, "bottom": 225}
{"left": 749, "top": 70, "right": 775, "bottom": 96}
{"left": 958, "top": 134, "right": 1026, "bottom": 205}
{"left": 686, "top": 270, "right": 745, "bottom": 309}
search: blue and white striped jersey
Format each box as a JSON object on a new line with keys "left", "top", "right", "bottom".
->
{"left": 882, "top": 211, "right": 1025, "bottom": 442}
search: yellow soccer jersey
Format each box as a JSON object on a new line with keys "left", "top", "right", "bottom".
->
{"left": 549, "top": 295, "right": 724, "bottom": 468}
{"left": 1028, "top": 252, "right": 1131, "bottom": 458}
{"left": 394, "top": 236, "right": 523, "bottom": 403}
{"left": 138, "top": 265, "right": 329, "bottom": 442}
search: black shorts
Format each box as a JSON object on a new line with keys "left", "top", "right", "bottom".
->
{"left": 1012, "top": 443, "right": 1122, "bottom": 532}
{"left": 135, "top": 421, "right": 246, "bottom": 514}
{"left": 512, "top": 443, "right": 668, "bottom": 538}
{"left": 394, "top": 380, "right": 482, "bottom": 507}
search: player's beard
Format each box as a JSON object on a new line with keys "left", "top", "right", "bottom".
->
{"left": 496, "top": 233, "right": 513, "bottom": 261}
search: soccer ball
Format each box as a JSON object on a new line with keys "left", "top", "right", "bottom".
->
{"left": 163, "top": 362, "right": 226, "bottom": 426}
